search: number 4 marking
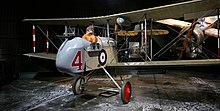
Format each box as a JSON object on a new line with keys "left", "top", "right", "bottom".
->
{"left": 72, "top": 50, "right": 82, "bottom": 70}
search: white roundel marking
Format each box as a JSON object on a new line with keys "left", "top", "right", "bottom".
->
{"left": 100, "top": 52, "right": 106, "bottom": 63}
{"left": 98, "top": 49, "right": 107, "bottom": 66}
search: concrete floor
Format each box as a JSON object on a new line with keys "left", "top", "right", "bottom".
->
{"left": 0, "top": 68, "right": 220, "bottom": 111}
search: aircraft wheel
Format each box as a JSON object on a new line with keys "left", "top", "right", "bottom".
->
{"left": 120, "top": 80, "right": 132, "bottom": 104}
{"left": 72, "top": 76, "right": 85, "bottom": 95}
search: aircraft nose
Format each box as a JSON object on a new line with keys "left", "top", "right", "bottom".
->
{"left": 56, "top": 37, "right": 90, "bottom": 74}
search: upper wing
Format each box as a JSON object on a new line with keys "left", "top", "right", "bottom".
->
{"left": 23, "top": 0, "right": 220, "bottom": 26}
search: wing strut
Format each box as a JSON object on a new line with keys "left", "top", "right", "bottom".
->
{"left": 101, "top": 66, "right": 121, "bottom": 89}
{"left": 217, "top": 8, "right": 220, "bottom": 57}
{"left": 33, "top": 25, "right": 36, "bottom": 53}
{"left": 46, "top": 26, "right": 49, "bottom": 54}
{"left": 153, "top": 26, "right": 190, "bottom": 59}
{"left": 150, "top": 18, "right": 153, "bottom": 60}
{"left": 144, "top": 14, "right": 151, "bottom": 61}
{"left": 107, "top": 19, "right": 110, "bottom": 43}
{"left": 36, "top": 25, "right": 59, "bottom": 50}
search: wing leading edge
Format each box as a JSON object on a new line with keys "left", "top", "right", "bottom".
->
{"left": 107, "top": 59, "right": 220, "bottom": 67}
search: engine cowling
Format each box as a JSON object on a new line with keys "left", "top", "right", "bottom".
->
{"left": 56, "top": 37, "right": 91, "bottom": 75}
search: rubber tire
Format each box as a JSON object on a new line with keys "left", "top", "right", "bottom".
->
{"left": 120, "top": 80, "right": 132, "bottom": 104}
{"left": 72, "top": 76, "right": 85, "bottom": 95}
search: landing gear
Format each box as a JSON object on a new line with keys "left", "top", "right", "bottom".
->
{"left": 120, "top": 80, "right": 132, "bottom": 104}
{"left": 71, "top": 49, "right": 132, "bottom": 104}
{"left": 72, "top": 76, "right": 85, "bottom": 95}
{"left": 98, "top": 49, "right": 132, "bottom": 104}
{"left": 71, "top": 68, "right": 132, "bottom": 104}
{"left": 101, "top": 66, "right": 132, "bottom": 104}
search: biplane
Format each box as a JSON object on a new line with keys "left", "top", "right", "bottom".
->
{"left": 23, "top": 0, "right": 220, "bottom": 104}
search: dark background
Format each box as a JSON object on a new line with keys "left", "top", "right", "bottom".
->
{"left": 0, "top": 0, "right": 194, "bottom": 85}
